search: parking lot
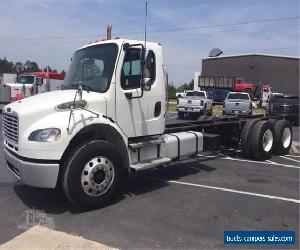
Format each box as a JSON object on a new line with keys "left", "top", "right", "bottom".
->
{"left": 0, "top": 113, "right": 299, "bottom": 249}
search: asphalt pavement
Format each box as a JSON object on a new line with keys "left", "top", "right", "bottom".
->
{"left": 0, "top": 113, "right": 299, "bottom": 249}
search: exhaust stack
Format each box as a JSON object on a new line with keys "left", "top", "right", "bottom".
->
{"left": 107, "top": 25, "right": 112, "bottom": 40}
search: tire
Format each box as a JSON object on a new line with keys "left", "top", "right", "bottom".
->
{"left": 178, "top": 112, "right": 184, "bottom": 119}
{"left": 241, "top": 119, "right": 260, "bottom": 158}
{"left": 62, "top": 140, "right": 124, "bottom": 210}
{"left": 274, "top": 120, "right": 292, "bottom": 155}
{"left": 251, "top": 120, "right": 275, "bottom": 160}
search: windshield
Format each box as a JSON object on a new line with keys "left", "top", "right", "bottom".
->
{"left": 64, "top": 43, "right": 118, "bottom": 92}
{"left": 272, "top": 96, "right": 299, "bottom": 104}
{"left": 17, "top": 75, "right": 34, "bottom": 84}
{"left": 227, "top": 93, "right": 249, "bottom": 100}
{"left": 186, "top": 91, "right": 205, "bottom": 97}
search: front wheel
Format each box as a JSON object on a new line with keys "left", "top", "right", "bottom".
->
{"left": 62, "top": 140, "right": 124, "bottom": 210}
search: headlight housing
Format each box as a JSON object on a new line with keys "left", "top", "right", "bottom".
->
{"left": 28, "top": 128, "right": 61, "bottom": 142}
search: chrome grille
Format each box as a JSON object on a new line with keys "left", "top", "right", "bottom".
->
{"left": 2, "top": 112, "right": 19, "bottom": 144}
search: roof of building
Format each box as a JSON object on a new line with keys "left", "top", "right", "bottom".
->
{"left": 203, "top": 53, "right": 300, "bottom": 61}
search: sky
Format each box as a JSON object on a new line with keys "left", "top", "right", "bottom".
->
{"left": 0, "top": 0, "right": 299, "bottom": 85}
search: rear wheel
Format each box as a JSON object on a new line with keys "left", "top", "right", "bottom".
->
{"left": 62, "top": 140, "right": 124, "bottom": 210}
{"left": 241, "top": 119, "right": 260, "bottom": 158}
{"left": 251, "top": 120, "right": 275, "bottom": 160}
{"left": 274, "top": 120, "right": 292, "bottom": 155}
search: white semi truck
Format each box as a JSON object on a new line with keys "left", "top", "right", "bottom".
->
{"left": 2, "top": 39, "right": 293, "bottom": 209}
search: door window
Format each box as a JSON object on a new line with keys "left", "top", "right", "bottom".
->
{"left": 121, "top": 48, "right": 156, "bottom": 90}
{"left": 121, "top": 49, "right": 142, "bottom": 90}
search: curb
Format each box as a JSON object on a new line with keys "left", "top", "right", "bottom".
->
{"left": 0, "top": 225, "right": 114, "bottom": 250}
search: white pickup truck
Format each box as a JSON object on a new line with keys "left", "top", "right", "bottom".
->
{"left": 223, "top": 92, "right": 252, "bottom": 116}
{"left": 177, "top": 90, "right": 212, "bottom": 119}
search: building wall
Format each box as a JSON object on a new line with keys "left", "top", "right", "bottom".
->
{"left": 201, "top": 55, "right": 299, "bottom": 95}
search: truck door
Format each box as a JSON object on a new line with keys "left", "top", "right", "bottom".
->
{"left": 115, "top": 46, "right": 165, "bottom": 138}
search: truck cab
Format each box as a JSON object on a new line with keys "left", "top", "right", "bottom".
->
{"left": 3, "top": 39, "right": 189, "bottom": 209}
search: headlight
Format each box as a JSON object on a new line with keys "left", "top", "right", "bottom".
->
{"left": 28, "top": 128, "right": 61, "bottom": 142}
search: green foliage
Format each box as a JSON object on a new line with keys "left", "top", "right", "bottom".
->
{"left": 168, "top": 79, "right": 194, "bottom": 99}
{"left": 0, "top": 58, "right": 17, "bottom": 74}
{"left": 0, "top": 57, "right": 64, "bottom": 75}
{"left": 168, "top": 84, "right": 177, "bottom": 99}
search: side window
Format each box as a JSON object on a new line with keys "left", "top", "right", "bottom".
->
{"left": 144, "top": 50, "right": 156, "bottom": 85}
{"left": 121, "top": 49, "right": 142, "bottom": 90}
{"left": 121, "top": 48, "right": 156, "bottom": 90}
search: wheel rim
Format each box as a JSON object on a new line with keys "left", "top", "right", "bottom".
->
{"left": 262, "top": 129, "right": 273, "bottom": 152}
{"left": 81, "top": 156, "right": 115, "bottom": 197}
{"left": 282, "top": 127, "right": 291, "bottom": 148}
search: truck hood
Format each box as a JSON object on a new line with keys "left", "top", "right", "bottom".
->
{"left": 4, "top": 90, "right": 107, "bottom": 117}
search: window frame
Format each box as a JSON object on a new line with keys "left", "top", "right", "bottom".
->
{"left": 120, "top": 48, "right": 156, "bottom": 90}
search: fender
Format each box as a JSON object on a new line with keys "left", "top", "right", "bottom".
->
{"left": 60, "top": 122, "right": 130, "bottom": 177}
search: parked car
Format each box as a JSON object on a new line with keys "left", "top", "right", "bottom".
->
{"left": 177, "top": 90, "right": 212, "bottom": 119}
{"left": 209, "top": 89, "right": 230, "bottom": 105}
{"left": 269, "top": 95, "right": 299, "bottom": 125}
{"left": 223, "top": 92, "right": 252, "bottom": 116}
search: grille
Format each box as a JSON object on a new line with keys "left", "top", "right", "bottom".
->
{"left": 2, "top": 112, "right": 19, "bottom": 144}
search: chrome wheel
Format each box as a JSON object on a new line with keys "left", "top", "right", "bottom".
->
{"left": 282, "top": 127, "right": 291, "bottom": 148}
{"left": 81, "top": 156, "right": 115, "bottom": 196}
{"left": 262, "top": 129, "right": 273, "bottom": 152}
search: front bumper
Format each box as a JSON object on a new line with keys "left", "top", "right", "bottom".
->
{"left": 4, "top": 148, "right": 60, "bottom": 188}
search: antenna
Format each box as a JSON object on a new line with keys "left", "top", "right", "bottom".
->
{"left": 144, "top": 1, "right": 148, "bottom": 50}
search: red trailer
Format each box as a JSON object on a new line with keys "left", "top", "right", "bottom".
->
{"left": 197, "top": 76, "right": 254, "bottom": 98}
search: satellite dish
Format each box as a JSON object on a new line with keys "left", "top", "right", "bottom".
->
{"left": 209, "top": 48, "right": 223, "bottom": 57}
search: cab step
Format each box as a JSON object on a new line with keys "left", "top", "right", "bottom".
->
{"left": 130, "top": 157, "right": 171, "bottom": 171}
{"left": 129, "top": 138, "right": 164, "bottom": 149}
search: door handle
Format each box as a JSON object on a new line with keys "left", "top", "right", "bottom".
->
{"left": 154, "top": 102, "right": 161, "bottom": 117}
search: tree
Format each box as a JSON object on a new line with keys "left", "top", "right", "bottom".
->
{"left": 168, "top": 83, "right": 177, "bottom": 99}
{"left": 22, "top": 60, "right": 40, "bottom": 73}
{"left": 14, "top": 61, "right": 24, "bottom": 73}
{"left": 176, "top": 83, "right": 190, "bottom": 92}
{"left": 188, "top": 79, "right": 194, "bottom": 90}
{"left": 0, "top": 58, "right": 16, "bottom": 74}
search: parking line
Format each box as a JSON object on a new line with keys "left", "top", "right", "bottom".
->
{"left": 266, "top": 160, "right": 279, "bottom": 165}
{"left": 280, "top": 156, "right": 300, "bottom": 164}
{"left": 197, "top": 154, "right": 300, "bottom": 169}
{"left": 285, "top": 155, "right": 300, "bottom": 158}
{"left": 147, "top": 177, "right": 300, "bottom": 204}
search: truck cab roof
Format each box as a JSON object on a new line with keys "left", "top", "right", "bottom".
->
{"left": 79, "top": 39, "right": 161, "bottom": 51}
